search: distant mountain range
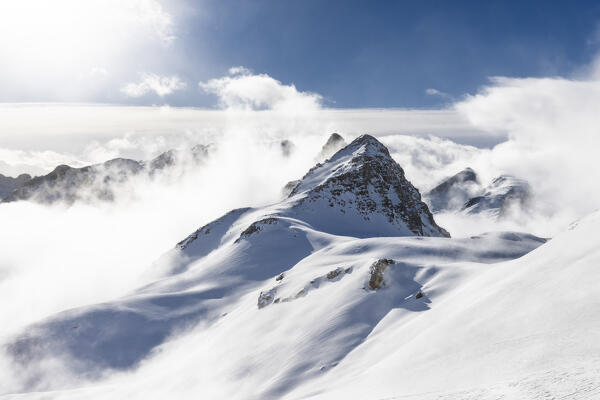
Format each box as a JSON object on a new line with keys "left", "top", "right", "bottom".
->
{"left": 424, "top": 167, "right": 531, "bottom": 218}
{"left": 0, "top": 133, "right": 532, "bottom": 224}
{"left": 0, "top": 145, "right": 210, "bottom": 204}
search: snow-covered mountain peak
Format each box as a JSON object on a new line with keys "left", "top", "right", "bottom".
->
{"left": 288, "top": 134, "right": 449, "bottom": 238}
{"left": 292, "top": 134, "right": 405, "bottom": 195}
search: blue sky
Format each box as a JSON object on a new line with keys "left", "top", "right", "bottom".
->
{"left": 1, "top": 0, "right": 600, "bottom": 108}
{"left": 183, "top": 0, "right": 600, "bottom": 108}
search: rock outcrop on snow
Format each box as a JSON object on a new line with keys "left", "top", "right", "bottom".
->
{"left": 367, "top": 258, "right": 395, "bottom": 290}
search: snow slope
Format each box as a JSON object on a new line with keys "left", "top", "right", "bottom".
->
{"left": 1, "top": 228, "right": 546, "bottom": 398}
{"left": 287, "top": 211, "right": 600, "bottom": 400}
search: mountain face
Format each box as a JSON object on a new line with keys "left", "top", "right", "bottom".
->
{"left": 2, "top": 145, "right": 210, "bottom": 204}
{"left": 0, "top": 173, "right": 31, "bottom": 200}
{"left": 425, "top": 167, "right": 481, "bottom": 212}
{"left": 289, "top": 134, "right": 449, "bottom": 237}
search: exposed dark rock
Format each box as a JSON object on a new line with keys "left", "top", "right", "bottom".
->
{"left": 326, "top": 267, "right": 344, "bottom": 280}
{"left": 415, "top": 291, "right": 423, "bottom": 299}
{"left": 257, "top": 288, "right": 277, "bottom": 309}
{"left": 176, "top": 208, "right": 250, "bottom": 251}
{"left": 368, "top": 259, "right": 395, "bottom": 290}
{"left": 235, "top": 218, "right": 279, "bottom": 243}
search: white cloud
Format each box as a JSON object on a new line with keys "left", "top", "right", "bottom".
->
{"left": 121, "top": 73, "right": 187, "bottom": 97}
{"left": 454, "top": 74, "right": 600, "bottom": 233}
{"left": 426, "top": 88, "right": 452, "bottom": 99}
{"left": 0, "top": 103, "right": 495, "bottom": 176}
{"left": 199, "top": 67, "right": 323, "bottom": 112}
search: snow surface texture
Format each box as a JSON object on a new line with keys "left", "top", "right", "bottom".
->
{"left": 2, "top": 135, "right": 596, "bottom": 400}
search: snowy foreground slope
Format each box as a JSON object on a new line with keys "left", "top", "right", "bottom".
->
{"left": 2, "top": 135, "right": 597, "bottom": 399}
{"left": 290, "top": 211, "right": 600, "bottom": 400}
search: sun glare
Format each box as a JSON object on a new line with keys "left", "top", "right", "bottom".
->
{"left": 0, "top": 0, "right": 173, "bottom": 94}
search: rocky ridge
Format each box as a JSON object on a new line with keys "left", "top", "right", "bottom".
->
{"left": 2, "top": 145, "right": 211, "bottom": 204}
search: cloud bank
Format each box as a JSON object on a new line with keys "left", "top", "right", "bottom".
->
{"left": 453, "top": 75, "right": 600, "bottom": 232}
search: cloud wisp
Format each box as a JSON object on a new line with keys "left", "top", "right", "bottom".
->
{"left": 121, "top": 73, "right": 187, "bottom": 98}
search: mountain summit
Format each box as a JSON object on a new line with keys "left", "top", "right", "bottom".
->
{"left": 289, "top": 134, "right": 449, "bottom": 237}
